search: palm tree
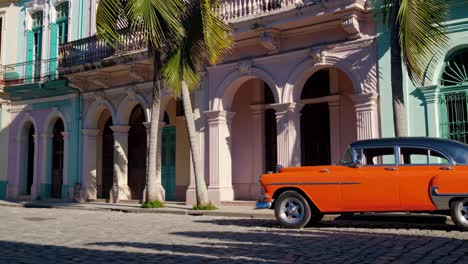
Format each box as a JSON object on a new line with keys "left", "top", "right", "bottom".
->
{"left": 96, "top": 0, "right": 185, "bottom": 202}
{"left": 381, "top": 0, "right": 448, "bottom": 136}
{"left": 163, "top": 0, "right": 232, "bottom": 205}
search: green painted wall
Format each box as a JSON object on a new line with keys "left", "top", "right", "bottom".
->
{"left": 376, "top": 0, "right": 468, "bottom": 138}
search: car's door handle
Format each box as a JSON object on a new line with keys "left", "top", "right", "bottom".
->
{"left": 320, "top": 168, "right": 329, "bottom": 173}
{"left": 440, "top": 166, "right": 453, "bottom": 171}
{"left": 384, "top": 167, "right": 397, "bottom": 171}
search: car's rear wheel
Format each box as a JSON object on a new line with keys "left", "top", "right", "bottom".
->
{"left": 450, "top": 198, "right": 468, "bottom": 231}
{"left": 274, "top": 191, "right": 311, "bottom": 229}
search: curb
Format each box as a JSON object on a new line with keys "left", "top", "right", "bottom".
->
{"left": 0, "top": 202, "right": 275, "bottom": 219}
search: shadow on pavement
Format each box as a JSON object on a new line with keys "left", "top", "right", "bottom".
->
{"left": 194, "top": 213, "right": 458, "bottom": 231}
{"left": 86, "top": 229, "right": 468, "bottom": 263}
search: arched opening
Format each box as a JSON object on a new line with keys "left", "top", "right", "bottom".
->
{"left": 51, "top": 119, "right": 64, "bottom": 198}
{"left": 128, "top": 105, "right": 147, "bottom": 200}
{"left": 301, "top": 69, "right": 331, "bottom": 165}
{"left": 299, "top": 67, "right": 356, "bottom": 165}
{"left": 439, "top": 49, "right": 468, "bottom": 143}
{"left": 25, "top": 123, "right": 35, "bottom": 195}
{"left": 97, "top": 111, "right": 114, "bottom": 200}
{"left": 230, "top": 78, "right": 276, "bottom": 200}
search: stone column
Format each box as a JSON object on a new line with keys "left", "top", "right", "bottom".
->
{"left": 420, "top": 86, "right": 440, "bottom": 137}
{"left": 351, "top": 93, "right": 380, "bottom": 140}
{"left": 11, "top": 136, "right": 25, "bottom": 199}
{"left": 272, "top": 103, "right": 303, "bottom": 167}
{"left": 205, "top": 110, "right": 235, "bottom": 204}
{"left": 62, "top": 131, "right": 70, "bottom": 199}
{"left": 109, "top": 125, "right": 132, "bottom": 203}
{"left": 328, "top": 95, "right": 341, "bottom": 164}
{"left": 81, "top": 129, "right": 100, "bottom": 201}
{"left": 250, "top": 105, "right": 265, "bottom": 196}
{"left": 142, "top": 122, "right": 151, "bottom": 200}
{"left": 39, "top": 133, "right": 52, "bottom": 199}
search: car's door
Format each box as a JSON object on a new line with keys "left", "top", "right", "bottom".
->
{"left": 341, "top": 146, "right": 401, "bottom": 211}
{"left": 397, "top": 146, "right": 453, "bottom": 211}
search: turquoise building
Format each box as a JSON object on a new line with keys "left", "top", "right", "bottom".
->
{"left": 378, "top": 0, "right": 468, "bottom": 143}
{"left": 3, "top": 0, "right": 88, "bottom": 200}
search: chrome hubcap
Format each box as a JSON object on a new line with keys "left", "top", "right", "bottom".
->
{"left": 458, "top": 199, "right": 468, "bottom": 224}
{"left": 279, "top": 197, "right": 304, "bottom": 224}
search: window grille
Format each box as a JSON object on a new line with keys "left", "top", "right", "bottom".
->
{"left": 439, "top": 49, "right": 468, "bottom": 144}
{"left": 439, "top": 91, "right": 468, "bottom": 144}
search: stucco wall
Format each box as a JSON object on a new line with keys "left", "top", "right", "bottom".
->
{"left": 377, "top": 0, "right": 468, "bottom": 137}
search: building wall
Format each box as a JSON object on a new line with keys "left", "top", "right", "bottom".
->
{"left": 0, "top": 0, "right": 20, "bottom": 199}
{"left": 4, "top": 1, "right": 85, "bottom": 199}
{"left": 377, "top": 0, "right": 468, "bottom": 138}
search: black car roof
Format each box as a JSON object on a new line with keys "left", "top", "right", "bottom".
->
{"left": 349, "top": 137, "right": 468, "bottom": 164}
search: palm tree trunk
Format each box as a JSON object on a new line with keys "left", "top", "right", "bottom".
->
{"left": 181, "top": 80, "right": 209, "bottom": 205}
{"left": 146, "top": 48, "right": 165, "bottom": 202}
{"left": 390, "top": 0, "right": 408, "bottom": 137}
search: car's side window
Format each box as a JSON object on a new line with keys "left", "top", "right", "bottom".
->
{"left": 399, "top": 147, "right": 450, "bottom": 165}
{"left": 359, "top": 147, "right": 396, "bottom": 166}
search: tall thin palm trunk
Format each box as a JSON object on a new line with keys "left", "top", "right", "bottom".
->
{"left": 181, "top": 80, "right": 209, "bottom": 205}
{"left": 390, "top": 0, "right": 408, "bottom": 137}
{"left": 146, "top": 49, "right": 165, "bottom": 202}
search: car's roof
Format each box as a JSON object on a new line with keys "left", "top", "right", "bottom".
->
{"left": 349, "top": 137, "right": 468, "bottom": 164}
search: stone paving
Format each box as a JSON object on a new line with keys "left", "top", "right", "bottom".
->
{"left": 0, "top": 207, "right": 467, "bottom": 264}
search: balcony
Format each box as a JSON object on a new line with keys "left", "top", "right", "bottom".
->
{"left": 2, "top": 59, "right": 72, "bottom": 100}
{"left": 59, "top": 29, "right": 148, "bottom": 68}
{"left": 2, "top": 59, "right": 60, "bottom": 86}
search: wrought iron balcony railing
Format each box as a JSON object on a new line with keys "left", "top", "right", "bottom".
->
{"left": 58, "top": 0, "right": 327, "bottom": 68}
{"left": 2, "top": 59, "right": 61, "bottom": 86}
{"left": 59, "top": 29, "right": 148, "bottom": 68}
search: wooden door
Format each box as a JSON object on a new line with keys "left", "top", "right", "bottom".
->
{"left": 301, "top": 103, "right": 331, "bottom": 166}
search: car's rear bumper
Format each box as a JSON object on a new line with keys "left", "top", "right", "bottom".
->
{"left": 255, "top": 201, "right": 272, "bottom": 209}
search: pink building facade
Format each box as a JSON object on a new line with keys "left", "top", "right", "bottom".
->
{"left": 200, "top": 0, "right": 380, "bottom": 204}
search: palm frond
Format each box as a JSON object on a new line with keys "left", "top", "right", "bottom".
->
{"left": 163, "top": 0, "right": 232, "bottom": 95}
{"left": 398, "top": 0, "right": 448, "bottom": 85}
{"left": 96, "top": 0, "right": 185, "bottom": 49}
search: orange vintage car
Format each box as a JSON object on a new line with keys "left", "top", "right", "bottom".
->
{"left": 256, "top": 137, "right": 468, "bottom": 230}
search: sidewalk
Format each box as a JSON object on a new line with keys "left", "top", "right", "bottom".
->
{"left": 0, "top": 199, "right": 452, "bottom": 225}
{"left": 0, "top": 199, "right": 275, "bottom": 219}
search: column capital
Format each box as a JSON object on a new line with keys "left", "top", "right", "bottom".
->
{"left": 61, "top": 131, "right": 70, "bottom": 138}
{"left": 15, "top": 136, "right": 26, "bottom": 142}
{"left": 350, "top": 92, "right": 379, "bottom": 112}
{"left": 205, "top": 110, "right": 236, "bottom": 125}
{"left": 250, "top": 104, "right": 266, "bottom": 112}
{"left": 110, "top": 125, "right": 131, "bottom": 135}
{"left": 40, "top": 133, "right": 53, "bottom": 140}
{"left": 327, "top": 95, "right": 341, "bottom": 108}
{"left": 271, "top": 102, "right": 303, "bottom": 119}
{"left": 418, "top": 85, "right": 439, "bottom": 104}
{"left": 82, "top": 129, "right": 100, "bottom": 136}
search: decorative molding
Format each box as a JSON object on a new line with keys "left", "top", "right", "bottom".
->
{"left": 89, "top": 75, "right": 110, "bottom": 89}
{"left": 310, "top": 47, "right": 327, "bottom": 64}
{"left": 237, "top": 60, "right": 252, "bottom": 74}
{"left": 259, "top": 31, "right": 280, "bottom": 54}
{"left": 341, "top": 14, "right": 362, "bottom": 40}
{"left": 128, "top": 65, "right": 146, "bottom": 82}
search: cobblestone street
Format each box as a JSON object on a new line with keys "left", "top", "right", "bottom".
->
{"left": 0, "top": 207, "right": 468, "bottom": 264}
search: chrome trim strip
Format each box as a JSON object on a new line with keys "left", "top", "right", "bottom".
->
{"left": 430, "top": 186, "right": 468, "bottom": 210}
{"left": 255, "top": 201, "right": 272, "bottom": 209}
{"left": 267, "top": 182, "right": 361, "bottom": 186}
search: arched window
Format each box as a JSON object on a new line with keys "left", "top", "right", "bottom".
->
{"left": 439, "top": 49, "right": 468, "bottom": 143}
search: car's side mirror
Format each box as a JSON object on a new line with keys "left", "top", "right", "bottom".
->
{"left": 350, "top": 159, "right": 362, "bottom": 168}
